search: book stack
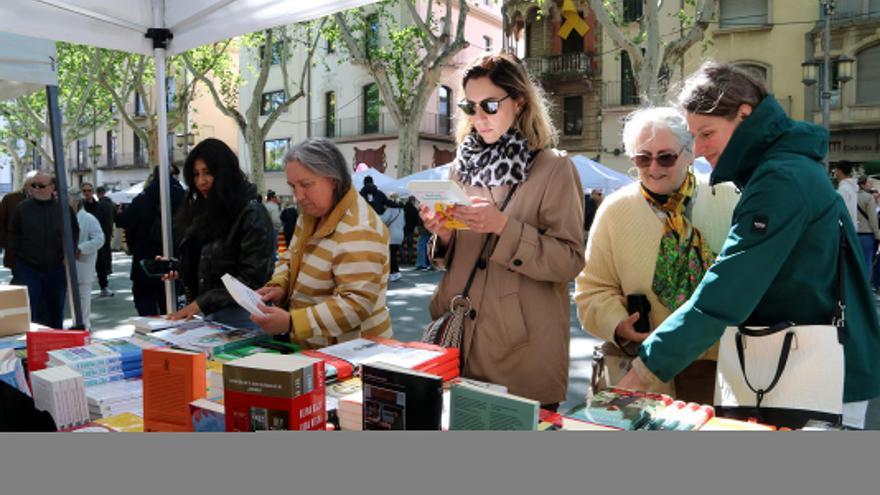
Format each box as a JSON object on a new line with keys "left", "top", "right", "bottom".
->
{"left": 337, "top": 391, "right": 363, "bottom": 431}
{"left": 189, "top": 398, "right": 226, "bottom": 432}
{"left": 26, "top": 329, "right": 90, "bottom": 373}
{"left": 128, "top": 316, "right": 192, "bottom": 334}
{"left": 147, "top": 321, "right": 269, "bottom": 359}
{"left": 449, "top": 380, "right": 540, "bottom": 431}
{"left": 85, "top": 379, "right": 144, "bottom": 419}
{"left": 142, "top": 347, "right": 207, "bottom": 432}
{"left": 212, "top": 339, "right": 301, "bottom": 362}
{"left": 563, "top": 388, "right": 674, "bottom": 430}
{"left": 325, "top": 377, "right": 362, "bottom": 430}
{"left": 698, "top": 417, "right": 777, "bottom": 431}
{"left": 30, "top": 366, "right": 90, "bottom": 430}
{"left": 301, "top": 337, "right": 460, "bottom": 383}
{"left": 223, "top": 353, "right": 325, "bottom": 431}
{"left": 47, "top": 340, "right": 143, "bottom": 387}
{"left": 361, "top": 362, "right": 444, "bottom": 430}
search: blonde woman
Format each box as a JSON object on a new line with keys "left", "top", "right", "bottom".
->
{"left": 420, "top": 52, "right": 585, "bottom": 409}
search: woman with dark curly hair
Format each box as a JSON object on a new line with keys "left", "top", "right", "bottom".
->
{"left": 165, "top": 138, "right": 275, "bottom": 329}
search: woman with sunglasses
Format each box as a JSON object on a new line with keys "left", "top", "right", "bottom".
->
{"left": 421, "top": 52, "right": 585, "bottom": 409}
{"left": 617, "top": 62, "right": 880, "bottom": 429}
{"left": 574, "top": 107, "right": 739, "bottom": 403}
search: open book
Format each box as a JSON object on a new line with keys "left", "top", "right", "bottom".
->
{"left": 221, "top": 274, "right": 267, "bottom": 317}
{"left": 406, "top": 180, "right": 472, "bottom": 230}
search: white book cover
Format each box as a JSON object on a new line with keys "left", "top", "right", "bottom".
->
{"left": 221, "top": 273, "right": 267, "bottom": 317}
{"left": 406, "top": 180, "right": 472, "bottom": 230}
{"left": 318, "top": 338, "right": 441, "bottom": 369}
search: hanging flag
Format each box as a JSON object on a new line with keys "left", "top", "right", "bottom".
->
{"left": 559, "top": 0, "right": 590, "bottom": 39}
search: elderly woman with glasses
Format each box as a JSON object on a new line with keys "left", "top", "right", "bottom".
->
{"left": 420, "top": 52, "right": 585, "bottom": 410}
{"left": 574, "top": 106, "right": 740, "bottom": 403}
{"left": 253, "top": 138, "right": 392, "bottom": 347}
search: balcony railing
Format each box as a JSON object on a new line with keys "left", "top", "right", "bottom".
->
{"left": 525, "top": 53, "right": 593, "bottom": 80}
{"left": 310, "top": 111, "right": 456, "bottom": 140}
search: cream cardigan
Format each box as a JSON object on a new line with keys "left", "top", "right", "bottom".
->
{"left": 574, "top": 177, "right": 740, "bottom": 385}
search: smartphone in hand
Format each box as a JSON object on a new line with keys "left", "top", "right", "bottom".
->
{"left": 140, "top": 257, "right": 180, "bottom": 278}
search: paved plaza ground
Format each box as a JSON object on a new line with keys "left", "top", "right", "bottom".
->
{"left": 2, "top": 251, "right": 878, "bottom": 426}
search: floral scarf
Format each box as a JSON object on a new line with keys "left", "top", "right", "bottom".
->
{"left": 455, "top": 129, "right": 537, "bottom": 187}
{"left": 641, "top": 172, "right": 715, "bottom": 311}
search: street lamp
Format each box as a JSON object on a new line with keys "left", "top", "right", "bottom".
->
{"left": 801, "top": 60, "right": 819, "bottom": 86}
{"left": 175, "top": 131, "right": 195, "bottom": 150}
{"left": 836, "top": 54, "right": 854, "bottom": 83}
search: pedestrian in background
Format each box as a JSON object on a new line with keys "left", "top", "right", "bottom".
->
{"left": 280, "top": 201, "right": 299, "bottom": 248}
{"left": 69, "top": 191, "right": 104, "bottom": 330}
{"left": 264, "top": 189, "right": 282, "bottom": 261}
{"left": 0, "top": 171, "right": 35, "bottom": 284}
{"left": 95, "top": 185, "right": 116, "bottom": 294}
{"left": 402, "top": 195, "right": 420, "bottom": 265}
{"left": 382, "top": 196, "right": 405, "bottom": 282}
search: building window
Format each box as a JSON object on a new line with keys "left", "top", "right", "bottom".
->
{"left": 325, "top": 91, "right": 336, "bottom": 138}
{"left": 264, "top": 138, "right": 290, "bottom": 171}
{"left": 563, "top": 96, "right": 583, "bottom": 136}
{"left": 259, "top": 41, "right": 284, "bottom": 65}
{"left": 818, "top": 60, "right": 843, "bottom": 108}
{"left": 834, "top": 0, "right": 880, "bottom": 20}
{"left": 106, "top": 130, "right": 116, "bottom": 166}
{"left": 623, "top": 0, "right": 643, "bottom": 22}
{"left": 134, "top": 92, "right": 145, "bottom": 116}
{"left": 76, "top": 139, "right": 87, "bottom": 168}
{"left": 857, "top": 44, "right": 880, "bottom": 104}
{"left": 326, "top": 37, "right": 335, "bottom": 54}
{"left": 166, "top": 76, "right": 175, "bottom": 112}
{"left": 366, "top": 14, "right": 380, "bottom": 57}
{"left": 719, "top": 0, "right": 768, "bottom": 28}
{"left": 438, "top": 85, "right": 452, "bottom": 135}
{"left": 621, "top": 51, "right": 639, "bottom": 106}
{"left": 261, "top": 90, "right": 286, "bottom": 116}
{"left": 133, "top": 133, "right": 144, "bottom": 166}
{"left": 483, "top": 35, "right": 492, "bottom": 52}
{"left": 363, "top": 83, "right": 381, "bottom": 134}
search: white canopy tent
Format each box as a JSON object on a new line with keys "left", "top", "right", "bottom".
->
{"left": 570, "top": 155, "right": 634, "bottom": 193}
{"left": 0, "top": 0, "right": 382, "bottom": 314}
{"left": 352, "top": 168, "right": 406, "bottom": 196}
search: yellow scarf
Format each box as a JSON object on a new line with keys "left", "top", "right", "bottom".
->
{"left": 640, "top": 172, "right": 715, "bottom": 311}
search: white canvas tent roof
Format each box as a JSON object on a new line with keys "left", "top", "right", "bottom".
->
{"left": 0, "top": 32, "right": 57, "bottom": 100}
{"left": 0, "top": 0, "right": 380, "bottom": 56}
{"left": 570, "top": 155, "right": 633, "bottom": 193}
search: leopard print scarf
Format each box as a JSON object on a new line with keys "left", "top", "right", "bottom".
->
{"left": 455, "top": 129, "right": 537, "bottom": 187}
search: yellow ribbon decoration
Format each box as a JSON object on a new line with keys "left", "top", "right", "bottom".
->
{"left": 559, "top": 0, "right": 589, "bottom": 39}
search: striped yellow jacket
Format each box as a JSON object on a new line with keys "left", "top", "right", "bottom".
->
{"left": 267, "top": 186, "right": 392, "bottom": 347}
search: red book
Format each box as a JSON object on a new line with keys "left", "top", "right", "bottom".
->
{"left": 418, "top": 358, "right": 460, "bottom": 381}
{"left": 142, "top": 348, "right": 206, "bottom": 432}
{"left": 223, "top": 354, "right": 325, "bottom": 431}
{"left": 26, "top": 329, "right": 90, "bottom": 373}
{"left": 300, "top": 349, "right": 355, "bottom": 381}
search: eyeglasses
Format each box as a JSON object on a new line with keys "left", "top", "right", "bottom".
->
{"left": 457, "top": 95, "right": 511, "bottom": 116}
{"left": 631, "top": 148, "right": 684, "bottom": 168}
{"left": 30, "top": 183, "right": 50, "bottom": 189}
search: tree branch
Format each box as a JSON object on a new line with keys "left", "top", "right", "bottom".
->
{"left": 183, "top": 53, "right": 247, "bottom": 131}
{"left": 588, "top": 0, "right": 642, "bottom": 65}
{"left": 662, "top": 0, "right": 718, "bottom": 66}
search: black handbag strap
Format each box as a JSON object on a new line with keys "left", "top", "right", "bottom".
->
{"left": 458, "top": 184, "right": 519, "bottom": 300}
{"left": 735, "top": 330, "right": 795, "bottom": 410}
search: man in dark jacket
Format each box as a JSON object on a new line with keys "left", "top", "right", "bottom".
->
{"left": 96, "top": 185, "right": 117, "bottom": 296}
{"left": 359, "top": 176, "right": 397, "bottom": 215}
{"left": 8, "top": 170, "right": 79, "bottom": 328}
{"left": 402, "top": 196, "right": 420, "bottom": 265}
{"left": 115, "top": 171, "right": 185, "bottom": 316}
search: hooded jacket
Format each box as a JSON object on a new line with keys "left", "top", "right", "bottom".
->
{"left": 636, "top": 96, "right": 880, "bottom": 403}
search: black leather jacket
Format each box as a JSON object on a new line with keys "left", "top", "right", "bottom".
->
{"left": 176, "top": 197, "right": 274, "bottom": 315}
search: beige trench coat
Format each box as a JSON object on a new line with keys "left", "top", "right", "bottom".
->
{"left": 429, "top": 149, "right": 585, "bottom": 405}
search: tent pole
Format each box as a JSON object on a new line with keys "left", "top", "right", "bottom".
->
{"left": 46, "top": 84, "right": 83, "bottom": 329}
{"left": 150, "top": 1, "right": 176, "bottom": 314}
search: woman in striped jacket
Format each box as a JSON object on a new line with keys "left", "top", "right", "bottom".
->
{"left": 252, "top": 138, "right": 393, "bottom": 347}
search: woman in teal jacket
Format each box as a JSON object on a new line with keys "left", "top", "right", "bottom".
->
{"left": 618, "top": 62, "right": 880, "bottom": 429}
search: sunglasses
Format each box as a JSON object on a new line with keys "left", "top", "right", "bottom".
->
{"left": 457, "top": 94, "right": 511, "bottom": 116}
{"left": 631, "top": 148, "right": 684, "bottom": 168}
{"left": 30, "top": 183, "right": 50, "bottom": 189}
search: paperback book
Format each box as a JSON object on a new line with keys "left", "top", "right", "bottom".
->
{"left": 406, "top": 180, "right": 472, "bottom": 230}
{"left": 26, "top": 329, "right": 90, "bottom": 372}
{"left": 30, "top": 366, "right": 90, "bottom": 430}
{"left": 449, "top": 381, "right": 539, "bottom": 431}
{"left": 142, "top": 347, "right": 206, "bottom": 432}
{"left": 361, "top": 362, "right": 443, "bottom": 431}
